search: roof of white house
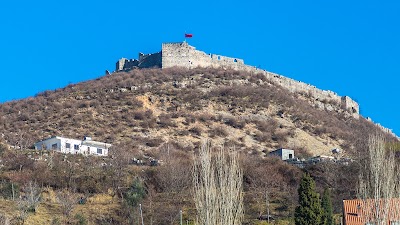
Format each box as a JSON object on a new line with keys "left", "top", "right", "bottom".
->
{"left": 82, "top": 140, "right": 112, "bottom": 148}
{"left": 269, "top": 148, "right": 294, "bottom": 154}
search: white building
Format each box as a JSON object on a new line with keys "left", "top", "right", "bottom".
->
{"left": 269, "top": 148, "right": 295, "bottom": 161}
{"left": 34, "top": 136, "right": 111, "bottom": 156}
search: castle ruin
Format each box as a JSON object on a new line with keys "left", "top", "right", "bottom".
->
{"left": 115, "top": 42, "right": 360, "bottom": 118}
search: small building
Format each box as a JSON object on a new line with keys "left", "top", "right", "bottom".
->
{"left": 34, "top": 136, "right": 111, "bottom": 156}
{"left": 269, "top": 148, "right": 294, "bottom": 161}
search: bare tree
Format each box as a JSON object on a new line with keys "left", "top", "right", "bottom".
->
{"left": 16, "top": 181, "right": 41, "bottom": 224}
{"left": 56, "top": 189, "right": 78, "bottom": 224}
{"left": 358, "top": 133, "right": 399, "bottom": 224}
{"left": 193, "top": 142, "right": 243, "bottom": 225}
{"left": 24, "top": 181, "right": 41, "bottom": 213}
{"left": 16, "top": 199, "right": 29, "bottom": 225}
{"left": 156, "top": 144, "right": 192, "bottom": 192}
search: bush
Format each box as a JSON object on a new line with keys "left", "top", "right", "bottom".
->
{"left": 74, "top": 213, "right": 88, "bottom": 225}
{"left": 209, "top": 125, "right": 228, "bottom": 137}
{"left": 123, "top": 178, "right": 145, "bottom": 208}
{"left": 0, "top": 180, "right": 19, "bottom": 200}
{"left": 189, "top": 126, "right": 202, "bottom": 136}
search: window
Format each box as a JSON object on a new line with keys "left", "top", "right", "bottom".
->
{"left": 97, "top": 148, "right": 102, "bottom": 154}
{"left": 289, "top": 154, "right": 293, "bottom": 159}
{"left": 74, "top": 144, "right": 79, "bottom": 150}
{"left": 66, "top": 143, "right": 70, "bottom": 148}
{"left": 51, "top": 143, "right": 58, "bottom": 150}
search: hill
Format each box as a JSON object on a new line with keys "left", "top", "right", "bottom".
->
{"left": 0, "top": 67, "right": 398, "bottom": 224}
{"left": 0, "top": 67, "right": 395, "bottom": 156}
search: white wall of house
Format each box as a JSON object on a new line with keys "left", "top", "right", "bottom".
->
{"left": 34, "top": 136, "right": 110, "bottom": 156}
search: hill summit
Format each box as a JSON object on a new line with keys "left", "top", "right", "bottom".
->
{"left": 116, "top": 42, "right": 361, "bottom": 120}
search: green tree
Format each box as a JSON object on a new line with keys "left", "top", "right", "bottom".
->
{"left": 321, "top": 188, "right": 334, "bottom": 225}
{"left": 295, "top": 173, "right": 323, "bottom": 225}
{"left": 124, "top": 178, "right": 145, "bottom": 208}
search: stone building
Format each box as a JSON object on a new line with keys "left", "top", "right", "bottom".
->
{"left": 269, "top": 148, "right": 295, "bottom": 161}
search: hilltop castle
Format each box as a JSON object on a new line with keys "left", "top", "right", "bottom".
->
{"left": 116, "top": 42, "right": 360, "bottom": 118}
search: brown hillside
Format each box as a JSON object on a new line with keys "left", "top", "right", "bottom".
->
{"left": 0, "top": 68, "right": 394, "bottom": 156}
{"left": 0, "top": 67, "right": 398, "bottom": 224}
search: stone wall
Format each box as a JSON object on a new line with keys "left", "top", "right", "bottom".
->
{"left": 115, "top": 42, "right": 360, "bottom": 118}
{"left": 138, "top": 52, "right": 162, "bottom": 68}
{"left": 160, "top": 42, "right": 361, "bottom": 118}
{"left": 116, "top": 52, "right": 161, "bottom": 71}
{"left": 162, "top": 42, "right": 245, "bottom": 70}
{"left": 116, "top": 58, "right": 139, "bottom": 71}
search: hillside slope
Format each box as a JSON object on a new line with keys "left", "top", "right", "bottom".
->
{"left": 0, "top": 67, "right": 394, "bottom": 157}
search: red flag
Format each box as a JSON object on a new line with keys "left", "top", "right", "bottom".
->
{"left": 185, "top": 33, "right": 193, "bottom": 38}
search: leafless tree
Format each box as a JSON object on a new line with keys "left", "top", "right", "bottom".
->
{"left": 25, "top": 181, "right": 41, "bottom": 212}
{"left": 156, "top": 144, "right": 192, "bottom": 192}
{"left": 193, "top": 142, "right": 243, "bottom": 225}
{"left": 358, "top": 133, "right": 399, "bottom": 225}
{"left": 16, "top": 181, "right": 41, "bottom": 224}
{"left": 56, "top": 189, "right": 78, "bottom": 223}
{"left": 108, "top": 143, "right": 135, "bottom": 198}
{"left": 16, "top": 199, "right": 29, "bottom": 225}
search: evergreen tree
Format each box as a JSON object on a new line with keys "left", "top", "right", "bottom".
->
{"left": 321, "top": 188, "right": 334, "bottom": 225}
{"left": 295, "top": 173, "right": 323, "bottom": 225}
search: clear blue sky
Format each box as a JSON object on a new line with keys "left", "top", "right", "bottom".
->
{"left": 0, "top": 0, "right": 399, "bottom": 136}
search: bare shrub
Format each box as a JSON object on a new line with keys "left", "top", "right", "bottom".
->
{"left": 154, "top": 145, "right": 193, "bottom": 192}
{"left": 158, "top": 113, "right": 176, "bottom": 128}
{"left": 189, "top": 126, "right": 203, "bottom": 136}
{"left": 209, "top": 125, "right": 228, "bottom": 137}
{"left": 56, "top": 189, "right": 78, "bottom": 223}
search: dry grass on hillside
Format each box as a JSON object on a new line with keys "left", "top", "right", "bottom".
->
{"left": 0, "top": 68, "right": 394, "bottom": 158}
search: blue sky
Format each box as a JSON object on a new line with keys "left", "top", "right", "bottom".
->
{"left": 0, "top": 0, "right": 399, "bottom": 136}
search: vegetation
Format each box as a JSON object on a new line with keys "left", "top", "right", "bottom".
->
{"left": 0, "top": 68, "right": 398, "bottom": 224}
{"left": 357, "top": 133, "right": 400, "bottom": 224}
{"left": 193, "top": 142, "right": 243, "bottom": 225}
{"left": 321, "top": 188, "right": 333, "bottom": 225}
{"left": 295, "top": 173, "right": 323, "bottom": 225}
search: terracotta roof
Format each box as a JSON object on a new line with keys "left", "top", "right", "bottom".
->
{"left": 343, "top": 199, "right": 400, "bottom": 225}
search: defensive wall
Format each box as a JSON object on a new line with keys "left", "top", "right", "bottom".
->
{"left": 115, "top": 42, "right": 360, "bottom": 118}
{"left": 116, "top": 52, "right": 161, "bottom": 71}
{"left": 160, "top": 42, "right": 360, "bottom": 117}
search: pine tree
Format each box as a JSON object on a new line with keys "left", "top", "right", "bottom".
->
{"left": 295, "top": 173, "right": 323, "bottom": 225}
{"left": 321, "top": 188, "right": 334, "bottom": 225}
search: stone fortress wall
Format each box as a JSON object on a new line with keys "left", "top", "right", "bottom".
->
{"left": 162, "top": 42, "right": 245, "bottom": 70}
{"left": 115, "top": 42, "right": 400, "bottom": 138}
{"left": 116, "top": 52, "right": 161, "bottom": 71}
{"left": 160, "top": 42, "right": 360, "bottom": 118}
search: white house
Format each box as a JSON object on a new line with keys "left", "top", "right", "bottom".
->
{"left": 34, "top": 136, "right": 111, "bottom": 156}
